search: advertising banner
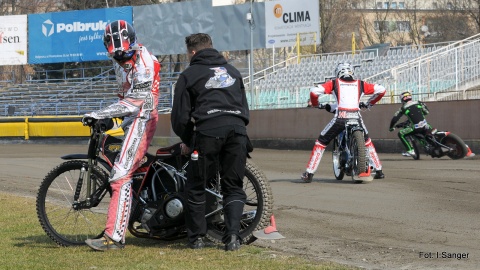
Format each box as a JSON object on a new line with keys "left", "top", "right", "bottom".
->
{"left": 0, "top": 15, "right": 28, "bottom": 65}
{"left": 265, "top": 0, "right": 319, "bottom": 48}
{"left": 28, "top": 7, "right": 132, "bottom": 64}
{"left": 134, "top": 0, "right": 265, "bottom": 56}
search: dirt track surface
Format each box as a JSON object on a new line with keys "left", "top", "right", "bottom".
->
{"left": 1, "top": 144, "right": 479, "bottom": 270}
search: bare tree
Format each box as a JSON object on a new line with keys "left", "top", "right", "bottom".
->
{"left": 61, "top": 0, "right": 167, "bottom": 10}
{"left": 317, "top": 0, "right": 359, "bottom": 53}
{"left": 1, "top": 0, "right": 63, "bottom": 14}
{"left": 421, "top": 1, "right": 475, "bottom": 43}
{"left": 457, "top": 0, "right": 480, "bottom": 32}
{"left": 356, "top": 0, "right": 395, "bottom": 47}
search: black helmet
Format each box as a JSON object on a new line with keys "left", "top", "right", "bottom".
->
{"left": 103, "top": 20, "right": 136, "bottom": 62}
{"left": 400, "top": 91, "right": 412, "bottom": 104}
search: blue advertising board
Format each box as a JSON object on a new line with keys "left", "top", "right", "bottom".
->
{"left": 28, "top": 7, "right": 132, "bottom": 64}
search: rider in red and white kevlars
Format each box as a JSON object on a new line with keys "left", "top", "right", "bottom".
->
{"left": 82, "top": 20, "right": 161, "bottom": 251}
{"left": 301, "top": 62, "right": 385, "bottom": 183}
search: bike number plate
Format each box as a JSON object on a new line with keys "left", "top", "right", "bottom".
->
{"left": 346, "top": 119, "right": 359, "bottom": 125}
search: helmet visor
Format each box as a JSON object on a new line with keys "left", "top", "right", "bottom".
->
{"left": 104, "top": 32, "right": 131, "bottom": 55}
{"left": 400, "top": 92, "right": 412, "bottom": 102}
{"left": 104, "top": 21, "right": 133, "bottom": 61}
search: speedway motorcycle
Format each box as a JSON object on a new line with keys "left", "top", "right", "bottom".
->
{"left": 319, "top": 103, "right": 372, "bottom": 183}
{"left": 36, "top": 118, "right": 273, "bottom": 246}
{"left": 394, "top": 121, "right": 468, "bottom": 160}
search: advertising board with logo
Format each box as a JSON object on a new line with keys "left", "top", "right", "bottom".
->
{"left": 265, "top": 0, "right": 319, "bottom": 48}
{"left": 0, "top": 15, "right": 28, "bottom": 65}
{"left": 28, "top": 7, "right": 132, "bottom": 64}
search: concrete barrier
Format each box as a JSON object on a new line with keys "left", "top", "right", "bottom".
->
{"left": 1, "top": 99, "right": 478, "bottom": 153}
{"left": 154, "top": 99, "right": 480, "bottom": 153}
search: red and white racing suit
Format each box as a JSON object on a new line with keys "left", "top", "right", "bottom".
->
{"left": 305, "top": 78, "right": 385, "bottom": 175}
{"left": 85, "top": 46, "right": 160, "bottom": 243}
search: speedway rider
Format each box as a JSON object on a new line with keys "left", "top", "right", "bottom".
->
{"left": 82, "top": 20, "right": 161, "bottom": 251}
{"left": 302, "top": 62, "right": 385, "bottom": 183}
{"left": 389, "top": 91, "right": 432, "bottom": 157}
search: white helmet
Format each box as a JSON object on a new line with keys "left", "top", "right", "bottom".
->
{"left": 334, "top": 62, "right": 354, "bottom": 79}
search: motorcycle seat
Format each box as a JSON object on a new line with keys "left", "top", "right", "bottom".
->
{"left": 156, "top": 143, "right": 182, "bottom": 157}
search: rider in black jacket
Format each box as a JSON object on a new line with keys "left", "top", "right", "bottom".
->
{"left": 389, "top": 91, "right": 433, "bottom": 156}
{"left": 171, "top": 33, "right": 249, "bottom": 251}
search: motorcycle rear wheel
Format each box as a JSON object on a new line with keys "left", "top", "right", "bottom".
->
{"left": 205, "top": 161, "right": 273, "bottom": 245}
{"left": 350, "top": 130, "right": 367, "bottom": 183}
{"left": 36, "top": 160, "right": 111, "bottom": 246}
{"left": 442, "top": 133, "right": 468, "bottom": 159}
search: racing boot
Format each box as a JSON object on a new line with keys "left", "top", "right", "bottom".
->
{"left": 302, "top": 140, "right": 326, "bottom": 183}
{"left": 85, "top": 234, "right": 124, "bottom": 251}
{"left": 465, "top": 145, "right": 475, "bottom": 158}
{"left": 374, "top": 170, "right": 385, "bottom": 179}
{"left": 366, "top": 139, "right": 383, "bottom": 176}
{"left": 301, "top": 172, "right": 314, "bottom": 183}
{"left": 189, "top": 237, "right": 206, "bottom": 249}
{"left": 225, "top": 234, "right": 241, "bottom": 251}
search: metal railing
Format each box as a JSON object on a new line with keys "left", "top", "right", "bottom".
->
{"left": 364, "top": 33, "right": 480, "bottom": 104}
{"left": 1, "top": 69, "right": 175, "bottom": 116}
{"left": 25, "top": 66, "right": 115, "bottom": 83}
{"left": 0, "top": 71, "right": 15, "bottom": 84}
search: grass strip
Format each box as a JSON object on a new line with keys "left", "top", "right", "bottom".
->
{"left": 0, "top": 192, "right": 354, "bottom": 270}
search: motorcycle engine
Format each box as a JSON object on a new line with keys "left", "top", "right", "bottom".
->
{"left": 139, "top": 193, "right": 186, "bottom": 234}
{"left": 164, "top": 197, "right": 183, "bottom": 218}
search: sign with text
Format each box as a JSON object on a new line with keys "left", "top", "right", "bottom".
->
{"left": 0, "top": 15, "right": 28, "bottom": 65}
{"left": 265, "top": 0, "right": 319, "bottom": 48}
{"left": 28, "top": 7, "right": 132, "bottom": 64}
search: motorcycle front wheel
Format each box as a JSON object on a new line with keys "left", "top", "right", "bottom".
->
{"left": 36, "top": 160, "right": 111, "bottom": 246}
{"left": 205, "top": 161, "right": 273, "bottom": 245}
{"left": 442, "top": 133, "right": 468, "bottom": 159}
{"left": 332, "top": 138, "right": 344, "bottom": 180}
{"left": 408, "top": 136, "right": 420, "bottom": 160}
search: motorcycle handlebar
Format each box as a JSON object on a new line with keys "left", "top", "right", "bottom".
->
{"left": 359, "top": 102, "right": 369, "bottom": 109}
{"left": 395, "top": 121, "right": 409, "bottom": 129}
{"left": 318, "top": 102, "right": 369, "bottom": 110}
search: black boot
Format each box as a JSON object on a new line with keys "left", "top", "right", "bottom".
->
{"left": 374, "top": 170, "right": 385, "bottom": 179}
{"left": 224, "top": 235, "right": 241, "bottom": 251}
{"left": 189, "top": 237, "right": 205, "bottom": 249}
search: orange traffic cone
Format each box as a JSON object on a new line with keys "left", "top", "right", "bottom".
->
{"left": 252, "top": 214, "right": 285, "bottom": 240}
{"left": 465, "top": 145, "right": 475, "bottom": 158}
{"left": 264, "top": 214, "right": 279, "bottom": 234}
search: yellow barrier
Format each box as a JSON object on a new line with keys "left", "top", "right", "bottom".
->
{"left": 0, "top": 122, "right": 25, "bottom": 137}
{"left": 25, "top": 117, "right": 29, "bottom": 140}
{"left": 28, "top": 122, "right": 90, "bottom": 137}
{"left": 0, "top": 116, "right": 90, "bottom": 140}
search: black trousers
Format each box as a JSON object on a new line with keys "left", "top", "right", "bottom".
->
{"left": 185, "top": 130, "right": 247, "bottom": 244}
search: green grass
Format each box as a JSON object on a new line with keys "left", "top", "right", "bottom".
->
{"left": 0, "top": 192, "right": 354, "bottom": 270}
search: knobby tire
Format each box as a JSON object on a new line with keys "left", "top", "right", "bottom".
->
{"left": 443, "top": 133, "right": 468, "bottom": 159}
{"left": 351, "top": 130, "right": 367, "bottom": 183}
{"left": 36, "top": 160, "right": 110, "bottom": 246}
{"left": 332, "top": 138, "right": 344, "bottom": 180}
{"left": 205, "top": 161, "right": 273, "bottom": 245}
{"left": 409, "top": 136, "right": 420, "bottom": 160}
